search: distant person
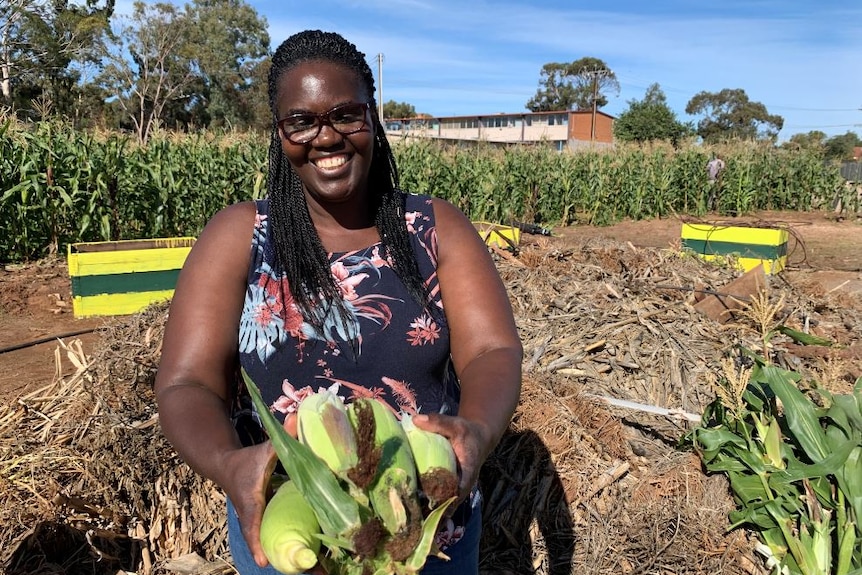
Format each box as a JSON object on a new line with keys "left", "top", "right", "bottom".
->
{"left": 706, "top": 154, "right": 725, "bottom": 211}
{"left": 707, "top": 155, "right": 725, "bottom": 185}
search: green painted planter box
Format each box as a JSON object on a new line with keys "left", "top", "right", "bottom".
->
{"left": 68, "top": 237, "right": 196, "bottom": 318}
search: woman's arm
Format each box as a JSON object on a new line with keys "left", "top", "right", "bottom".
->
{"left": 414, "top": 198, "right": 523, "bottom": 499}
{"left": 154, "top": 201, "right": 276, "bottom": 566}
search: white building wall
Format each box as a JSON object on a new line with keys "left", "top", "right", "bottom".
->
{"left": 385, "top": 113, "right": 573, "bottom": 146}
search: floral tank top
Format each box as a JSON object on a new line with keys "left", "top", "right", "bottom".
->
{"left": 233, "top": 192, "right": 476, "bottom": 550}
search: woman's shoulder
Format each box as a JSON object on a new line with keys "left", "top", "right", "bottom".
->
{"left": 207, "top": 200, "right": 258, "bottom": 227}
{"left": 192, "top": 201, "right": 258, "bottom": 254}
{"left": 402, "top": 193, "right": 464, "bottom": 225}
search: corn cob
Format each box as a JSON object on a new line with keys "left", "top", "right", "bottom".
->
{"left": 260, "top": 478, "right": 321, "bottom": 574}
{"left": 348, "top": 398, "right": 421, "bottom": 550}
{"left": 348, "top": 398, "right": 459, "bottom": 569}
{"left": 242, "top": 370, "right": 456, "bottom": 575}
{"left": 400, "top": 413, "right": 459, "bottom": 508}
{"left": 297, "top": 389, "right": 358, "bottom": 475}
{"left": 241, "top": 369, "right": 383, "bottom": 563}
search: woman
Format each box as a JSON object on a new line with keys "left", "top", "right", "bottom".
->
{"left": 154, "top": 30, "right": 522, "bottom": 574}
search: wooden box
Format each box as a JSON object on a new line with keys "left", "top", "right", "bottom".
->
{"left": 68, "top": 237, "right": 195, "bottom": 318}
{"left": 473, "top": 221, "right": 521, "bottom": 250}
{"left": 681, "top": 223, "right": 788, "bottom": 275}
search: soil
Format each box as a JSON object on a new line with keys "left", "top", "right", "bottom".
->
{"left": 1, "top": 209, "right": 861, "bottom": 403}
{"left": 3, "top": 209, "right": 862, "bottom": 575}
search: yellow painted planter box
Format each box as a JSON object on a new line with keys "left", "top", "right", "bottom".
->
{"left": 473, "top": 221, "right": 521, "bottom": 250}
{"left": 68, "top": 237, "right": 196, "bottom": 318}
{"left": 681, "top": 223, "right": 788, "bottom": 274}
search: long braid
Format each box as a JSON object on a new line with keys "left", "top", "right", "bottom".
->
{"left": 266, "top": 30, "right": 435, "bottom": 343}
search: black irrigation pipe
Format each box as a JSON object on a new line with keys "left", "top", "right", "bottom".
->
{"left": 0, "top": 328, "right": 99, "bottom": 355}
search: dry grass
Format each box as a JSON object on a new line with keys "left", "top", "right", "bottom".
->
{"left": 2, "top": 236, "right": 861, "bottom": 575}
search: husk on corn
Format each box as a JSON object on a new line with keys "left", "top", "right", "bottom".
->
{"left": 260, "top": 479, "right": 321, "bottom": 574}
{"left": 241, "top": 369, "right": 458, "bottom": 575}
{"left": 401, "top": 413, "right": 459, "bottom": 508}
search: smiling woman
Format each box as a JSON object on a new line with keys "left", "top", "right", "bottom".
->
{"left": 152, "top": 29, "right": 523, "bottom": 575}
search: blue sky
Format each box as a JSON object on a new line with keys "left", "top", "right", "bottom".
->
{"left": 251, "top": 0, "right": 862, "bottom": 140}
{"left": 119, "top": 0, "right": 862, "bottom": 140}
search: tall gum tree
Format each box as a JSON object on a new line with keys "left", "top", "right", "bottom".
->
{"left": 179, "top": 0, "right": 270, "bottom": 129}
{"left": 526, "top": 57, "right": 619, "bottom": 112}
{"left": 1, "top": 0, "right": 112, "bottom": 115}
{"left": 98, "top": 1, "right": 197, "bottom": 143}
{"left": 0, "top": 0, "right": 48, "bottom": 103}
{"left": 685, "top": 88, "right": 784, "bottom": 143}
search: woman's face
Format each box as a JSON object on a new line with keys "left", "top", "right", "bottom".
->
{"left": 275, "top": 60, "right": 375, "bottom": 209}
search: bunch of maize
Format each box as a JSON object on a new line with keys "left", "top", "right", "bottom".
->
{"left": 242, "top": 369, "right": 460, "bottom": 575}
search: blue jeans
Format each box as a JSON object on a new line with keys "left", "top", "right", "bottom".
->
{"left": 227, "top": 497, "right": 481, "bottom": 575}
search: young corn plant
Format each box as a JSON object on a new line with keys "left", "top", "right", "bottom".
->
{"left": 689, "top": 359, "right": 862, "bottom": 575}
{"left": 685, "top": 281, "right": 862, "bottom": 575}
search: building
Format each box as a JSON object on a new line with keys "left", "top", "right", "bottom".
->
{"left": 384, "top": 109, "right": 615, "bottom": 151}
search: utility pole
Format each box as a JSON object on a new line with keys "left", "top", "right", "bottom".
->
{"left": 581, "top": 67, "right": 611, "bottom": 144}
{"left": 376, "top": 53, "right": 384, "bottom": 122}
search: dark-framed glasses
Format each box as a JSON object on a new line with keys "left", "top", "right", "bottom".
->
{"left": 277, "top": 102, "right": 371, "bottom": 144}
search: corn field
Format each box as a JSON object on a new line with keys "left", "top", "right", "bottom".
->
{"left": 0, "top": 118, "right": 851, "bottom": 263}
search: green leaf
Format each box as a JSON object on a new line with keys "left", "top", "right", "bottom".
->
{"left": 240, "top": 368, "right": 360, "bottom": 543}
{"left": 776, "top": 325, "right": 833, "bottom": 347}
{"left": 830, "top": 394, "right": 862, "bottom": 437}
{"left": 779, "top": 438, "right": 856, "bottom": 482}
{"left": 692, "top": 426, "right": 748, "bottom": 453}
{"left": 763, "top": 366, "right": 830, "bottom": 463}
{"left": 727, "top": 472, "right": 772, "bottom": 506}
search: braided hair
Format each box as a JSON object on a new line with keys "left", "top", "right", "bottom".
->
{"left": 266, "top": 30, "right": 432, "bottom": 345}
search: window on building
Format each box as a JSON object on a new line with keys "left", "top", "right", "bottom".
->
{"left": 548, "top": 114, "right": 567, "bottom": 126}
{"left": 482, "top": 117, "right": 511, "bottom": 128}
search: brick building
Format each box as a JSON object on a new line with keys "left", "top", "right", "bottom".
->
{"left": 385, "top": 109, "right": 615, "bottom": 151}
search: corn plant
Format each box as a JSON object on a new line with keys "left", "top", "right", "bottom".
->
{"left": 687, "top": 287, "right": 861, "bottom": 575}
{"left": 689, "top": 358, "right": 862, "bottom": 575}
{"left": 0, "top": 117, "right": 854, "bottom": 264}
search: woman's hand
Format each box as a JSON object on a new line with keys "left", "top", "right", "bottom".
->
{"left": 226, "top": 413, "right": 314, "bottom": 569}
{"left": 222, "top": 441, "right": 279, "bottom": 567}
{"left": 410, "top": 412, "right": 492, "bottom": 504}
{"left": 225, "top": 414, "right": 329, "bottom": 573}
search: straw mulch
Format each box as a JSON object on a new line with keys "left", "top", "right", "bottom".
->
{"left": 2, "top": 236, "right": 860, "bottom": 575}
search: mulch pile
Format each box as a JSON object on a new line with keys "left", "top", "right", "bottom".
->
{"left": 2, "top": 235, "right": 861, "bottom": 575}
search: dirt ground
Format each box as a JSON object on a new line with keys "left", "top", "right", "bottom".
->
{"left": 1, "top": 209, "right": 861, "bottom": 403}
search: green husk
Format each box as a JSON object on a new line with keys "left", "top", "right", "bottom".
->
{"left": 241, "top": 368, "right": 360, "bottom": 552}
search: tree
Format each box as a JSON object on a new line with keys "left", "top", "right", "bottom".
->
{"left": 382, "top": 100, "right": 416, "bottom": 119}
{"left": 823, "top": 131, "right": 861, "bottom": 161}
{"left": 781, "top": 131, "right": 827, "bottom": 152}
{"left": 1, "top": 0, "right": 49, "bottom": 103}
{"left": 685, "top": 88, "right": 783, "bottom": 143}
{"left": 526, "top": 57, "right": 619, "bottom": 112}
{"left": 1, "top": 0, "right": 113, "bottom": 118}
{"left": 96, "top": 0, "right": 270, "bottom": 138}
{"left": 613, "top": 83, "right": 694, "bottom": 144}
{"left": 98, "top": 1, "right": 198, "bottom": 143}
{"left": 179, "top": 0, "right": 269, "bottom": 129}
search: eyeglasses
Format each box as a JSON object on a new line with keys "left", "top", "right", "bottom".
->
{"left": 277, "top": 102, "right": 371, "bottom": 144}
